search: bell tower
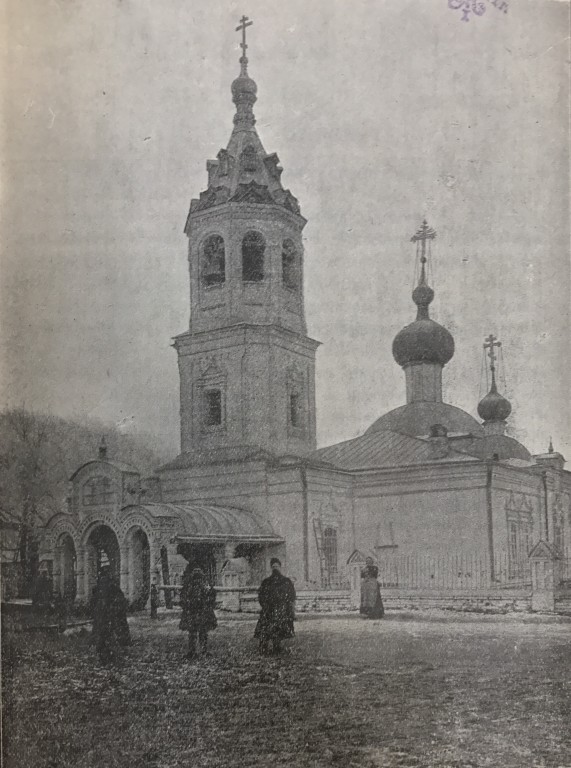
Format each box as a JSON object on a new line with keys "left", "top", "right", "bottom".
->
{"left": 174, "top": 18, "right": 319, "bottom": 458}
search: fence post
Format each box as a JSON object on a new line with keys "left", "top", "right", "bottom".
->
{"left": 529, "top": 541, "right": 560, "bottom": 612}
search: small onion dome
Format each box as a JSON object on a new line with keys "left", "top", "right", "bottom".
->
{"left": 477, "top": 383, "right": 512, "bottom": 422}
{"left": 392, "top": 274, "right": 454, "bottom": 367}
{"left": 231, "top": 72, "right": 258, "bottom": 102}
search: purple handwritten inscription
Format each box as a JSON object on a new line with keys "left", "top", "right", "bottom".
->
{"left": 449, "top": 0, "right": 508, "bottom": 21}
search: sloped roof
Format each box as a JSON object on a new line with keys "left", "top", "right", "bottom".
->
{"left": 311, "top": 429, "right": 473, "bottom": 471}
{"left": 366, "top": 402, "right": 483, "bottom": 438}
{"left": 136, "top": 502, "right": 282, "bottom": 543}
{"left": 70, "top": 459, "right": 139, "bottom": 481}
{"left": 458, "top": 434, "right": 532, "bottom": 462}
{"left": 158, "top": 446, "right": 276, "bottom": 472}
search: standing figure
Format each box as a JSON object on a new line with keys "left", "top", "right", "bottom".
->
{"left": 360, "top": 557, "right": 385, "bottom": 619}
{"left": 150, "top": 582, "right": 159, "bottom": 620}
{"left": 92, "top": 569, "right": 131, "bottom": 663}
{"left": 254, "top": 558, "right": 296, "bottom": 655}
{"left": 179, "top": 566, "right": 217, "bottom": 660}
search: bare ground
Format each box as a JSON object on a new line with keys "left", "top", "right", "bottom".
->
{"left": 2, "top": 613, "right": 571, "bottom": 768}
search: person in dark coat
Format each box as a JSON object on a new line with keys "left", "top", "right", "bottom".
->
{"left": 179, "top": 566, "right": 217, "bottom": 660}
{"left": 254, "top": 558, "right": 296, "bottom": 655}
{"left": 91, "top": 569, "right": 131, "bottom": 663}
{"left": 360, "top": 557, "right": 385, "bottom": 619}
{"left": 150, "top": 582, "right": 159, "bottom": 619}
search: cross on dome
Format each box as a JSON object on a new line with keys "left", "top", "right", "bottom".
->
{"left": 236, "top": 15, "right": 253, "bottom": 73}
{"left": 410, "top": 220, "right": 437, "bottom": 265}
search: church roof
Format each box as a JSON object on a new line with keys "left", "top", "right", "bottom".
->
{"left": 311, "top": 429, "right": 473, "bottom": 471}
{"left": 135, "top": 502, "right": 283, "bottom": 542}
{"left": 366, "top": 402, "right": 484, "bottom": 439}
{"left": 458, "top": 434, "right": 532, "bottom": 462}
{"left": 70, "top": 459, "right": 139, "bottom": 481}
{"left": 158, "top": 446, "right": 276, "bottom": 472}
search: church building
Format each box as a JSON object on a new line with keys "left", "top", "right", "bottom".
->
{"left": 42, "top": 21, "right": 571, "bottom": 606}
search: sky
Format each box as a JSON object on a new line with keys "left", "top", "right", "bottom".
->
{"left": 1, "top": 0, "right": 569, "bottom": 459}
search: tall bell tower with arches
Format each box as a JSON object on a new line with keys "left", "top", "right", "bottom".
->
{"left": 174, "top": 18, "right": 319, "bottom": 458}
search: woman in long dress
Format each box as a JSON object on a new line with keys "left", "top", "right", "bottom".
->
{"left": 360, "top": 557, "right": 385, "bottom": 619}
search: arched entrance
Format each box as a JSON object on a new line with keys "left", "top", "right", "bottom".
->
{"left": 85, "top": 524, "right": 121, "bottom": 598}
{"left": 57, "top": 534, "right": 77, "bottom": 601}
{"left": 128, "top": 527, "right": 150, "bottom": 610}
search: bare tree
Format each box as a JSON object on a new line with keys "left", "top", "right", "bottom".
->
{"left": 0, "top": 407, "right": 170, "bottom": 593}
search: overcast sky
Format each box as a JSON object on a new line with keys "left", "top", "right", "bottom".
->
{"left": 1, "top": 0, "right": 569, "bottom": 459}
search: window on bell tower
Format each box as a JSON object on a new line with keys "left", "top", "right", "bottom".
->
{"left": 242, "top": 231, "right": 265, "bottom": 282}
{"left": 289, "top": 393, "right": 301, "bottom": 427}
{"left": 201, "top": 235, "right": 225, "bottom": 286}
{"left": 282, "top": 239, "right": 299, "bottom": 290}
{"left": 204, "top": 389, "right": 222, "bottom": 427}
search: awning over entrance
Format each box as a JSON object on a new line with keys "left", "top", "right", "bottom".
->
{"left": 134, "top": 502, "right": 284, "bottom": 544}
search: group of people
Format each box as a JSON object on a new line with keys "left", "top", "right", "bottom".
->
{"left": 90, "top": 555, "right": 384, "bottom": 663}
{"left": 178, "top": 556, "right": 296, "bottom": 658}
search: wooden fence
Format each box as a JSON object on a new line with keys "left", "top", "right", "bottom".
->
{"left": 375, "top": 552, "right": 532, "bottom": 590}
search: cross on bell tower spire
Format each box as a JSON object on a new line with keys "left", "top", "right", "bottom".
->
{"left": 236, "top": 15, "right": 253, "bottom": 74}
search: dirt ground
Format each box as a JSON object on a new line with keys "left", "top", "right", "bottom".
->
{"left": 2, "top": 612, "right": 571, "bottom": 768}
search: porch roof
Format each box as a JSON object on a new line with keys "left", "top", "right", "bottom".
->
{"left": 137, "top": 502, "right": 284, "bottom": 544}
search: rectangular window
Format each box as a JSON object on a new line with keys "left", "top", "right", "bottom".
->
{"left": 508, "top": 521, "right": 519, "bottom": 578}
{"left": 289, "top": 393, "right": 300, "bottom": 428}
{"left": 204, "top": 389, "right": 222, "bottom": 427}
{"left": 322, "top": 528, "right": 339, "bottom": 587}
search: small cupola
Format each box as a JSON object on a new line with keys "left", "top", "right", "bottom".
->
{"left": 477, "top": 334, "right": 512, "bottom": 435}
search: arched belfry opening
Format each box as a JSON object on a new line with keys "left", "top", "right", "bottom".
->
{"left": 242, "top": 231, "right": 265, "bottom": 282}
{"left": 282, "top": 238, "right": 299, "bottom": 290}
{"left": 201, "top": 234, "right": 226, "bottom": 286}
{"left": 85, "top": 524, "right": 121, "bottom": 597}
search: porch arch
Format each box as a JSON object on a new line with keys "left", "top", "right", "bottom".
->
{"left": 82, "top": 523, "right": 121, "bottom": 602}
{"left": 54, "top": 533, "right": 77, "bottom": 601}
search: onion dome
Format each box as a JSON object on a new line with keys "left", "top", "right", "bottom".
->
{"left": 392, "top": 222, "right": 454, "bottom": 368}
{"left": 231, "top": 71, "right": 258, "bottom": 101}
{"left": 477, "top": 378, "right": 512, "bottom": 422}
{"left": 478, "top": 334, "right": 512, "bottom": 423}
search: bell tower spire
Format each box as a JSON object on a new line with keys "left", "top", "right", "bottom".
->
{"left": 232, "top": 15, "right": 257, "bottom": 130}
{"left": 174, "top": 20, "right": 319, "bottom": 461}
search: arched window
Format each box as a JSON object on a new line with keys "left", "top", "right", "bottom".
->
{"left": 82, "top": 476, "right": 114, "bottom": 506}
{"left": 240, "top": 145, "right": 258, "bottom": 173}
{"left": 242, "top": 231, "right": 265, "bottom": 282}
{"left": 323, "top": 528, "right": 338, "bottom": 586}
{"left": 201, "top": 234, "right": 225, "bottom": 286}
{"left": 282, "top": 239, "right": 299, "bottom": 290}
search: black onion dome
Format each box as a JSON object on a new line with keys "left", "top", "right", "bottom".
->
{"left": 393, "top": 319, "right": 455, "bottom": 367}
{"left": 392, "top": 269, "right": 454, "bottom": 368}
{"left": 477, "top": 383, "right": 512, "bottom": 422}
